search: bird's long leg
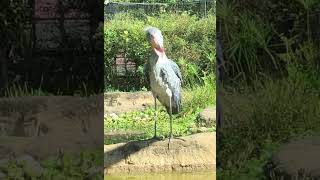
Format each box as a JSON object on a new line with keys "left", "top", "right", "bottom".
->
{"left": 153, "top": 96, "right": 157, "bottom": 138}
{"left": 168, "top": 96, "right": 173, "bottom": 149}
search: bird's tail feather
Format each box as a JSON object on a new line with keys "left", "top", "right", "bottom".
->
{"left": 171, "top": 105, "right": 181, "bottom": 114}
{"left": 167, "top": 96, "right": 181, "bottom": 114}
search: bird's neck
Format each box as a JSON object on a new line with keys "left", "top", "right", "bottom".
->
{"left": 153, "top": 47, "right": 166, "bottom": 58}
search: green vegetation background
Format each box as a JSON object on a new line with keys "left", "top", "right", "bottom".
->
{"left": 104, "top": 10, "right": 216, "bottom": 143}
{"left": 217, "top": 0, "right": 320, "bottom": 179}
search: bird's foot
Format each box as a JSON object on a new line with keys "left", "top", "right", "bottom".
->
{"left": 152, "top": 135, "right": 162, "bottom": 140}
{"left": 168, "top": 134, "right": 185, "bottom": 141}
{"left": 144, "top": 135, "right": 162, "bottom": 142}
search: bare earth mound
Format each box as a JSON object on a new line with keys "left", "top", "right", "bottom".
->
{"left": 265, "top": 136, "right": 320, "bottom": 179}
{"left": 104, "top": 132, "right": 216, "bottom": 175}
{"left": 104, "top": 91, "right": 154, "bottom": 114}
{"left": 0, "top": 95, "right": 103, "bottom": 159}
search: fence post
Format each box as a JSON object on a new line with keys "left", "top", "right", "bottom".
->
{"left": 0, "top": 49, "right": 8, "bottom": 91}
{"left": 200, "top": 0, "right": 207, "bottom": 17}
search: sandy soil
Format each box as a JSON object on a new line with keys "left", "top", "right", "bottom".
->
{"left": 104, "top": 132, "right": 216, "bottom": 175}
{"left": 0, "top": 95, "right": 104, "bottom": 159}
{"left": 104, "top": 91, "right": 155, "bottom": 114}
{"left": 104, "top": 92, "right": 216, "bottom": 174}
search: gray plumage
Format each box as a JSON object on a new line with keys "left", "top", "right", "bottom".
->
{"left": 159, "top": 60, "right": 182, "bottom": 114}
{"left": 144, "top": 59, "right": 182, "bottom": 113}
{"left": 144, "top": 59, "right": 182, "bottom": 83}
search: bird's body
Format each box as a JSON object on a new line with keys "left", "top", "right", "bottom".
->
{"left": 144, "top": 26, "right": 182, "bottom": 148}
{"left": 146, "top": 52, "right": 182, "bottom": 114}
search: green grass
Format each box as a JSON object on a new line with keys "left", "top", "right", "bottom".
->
{"left": 104, "top": 74, "right": 216, "bottom": 144}
{"left": 105, "top": 11, "right": 215, "bottom": 91}
{"left": 2, "top": 82, "right": 100, "bottom": 97}
{"left": 216, "top": 0, "right": 320, "bottom": 178}
{"left": 4, "top": 83, "right": 50, "bottom": 97}
{"left": 2, "top": 149, "right": 103, "bottom": 179}
{"left": 217, "top": 77, "right": 320, "bottom": 180}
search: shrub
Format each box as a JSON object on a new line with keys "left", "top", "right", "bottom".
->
{"left": 104, "top": 12, "right": 215, "bottom": 91}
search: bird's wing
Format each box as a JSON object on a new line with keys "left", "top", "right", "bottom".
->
{"left": 144, "top": 62, "right": 150, "bottom": 84}
{"left": 160, "top": 64, "right": 182, "bottom": 113}
{"left": 169, "top": 59, "right": 183, "bottom": 82}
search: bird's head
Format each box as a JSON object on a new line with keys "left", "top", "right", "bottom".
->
{"left": 144, "top": 26, "right": 165, "bottom": 57}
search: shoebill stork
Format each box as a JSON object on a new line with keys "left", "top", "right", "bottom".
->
{"left": 143, "top": 26, "right": 182, "bottom": 148}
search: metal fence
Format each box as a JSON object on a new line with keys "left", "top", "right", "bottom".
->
{"left": 16, "top": 0, "right": 104, "bottom": 94}
{"left": 105, "top": 0, "right": 215, "bottom": 19}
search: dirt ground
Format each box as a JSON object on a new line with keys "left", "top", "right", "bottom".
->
{"left": 0, "top": 91, "right": 165, "bottom": 159}
{"left": 104, "top": 91, "right": 155, "bottom": 114}
{"left": 104, "top": 132, "right": 216, "bottom": 175}
{"left": 266, "top": 136, "right": 320, "bottom": 179}
{"left": 104, "top": 91, "right": 217, "bottom": 174}
{"left": 0, "top": 92, "right": 216, "bottom": 174}
{"left": 0, "top": 95, "right": 104, "bottom": 159}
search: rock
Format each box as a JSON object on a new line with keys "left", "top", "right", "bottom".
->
{"left": 16, "top": 154, "right": 44, "bottom": 177}
{"left": 189, "top": 128, "right": 198, "bottom": 134}
{"left": 0, "top": 171, "right": 6, "bottom": 178}
{"left": 110, "top": 113, "right": 118, "bottom": 119}
{"left": 265, "top": 136, "right": 320, "bottom": 179}
{"left": 197, "top": 127, "right": 209, "bottom": 133}
{"left": 197, "top": 106, "right": 216, "bottom": 127}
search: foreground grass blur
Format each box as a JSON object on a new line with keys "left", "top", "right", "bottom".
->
{"left": 3, "top": 150, "right": 103, "bottom": 179}
{"left": 218, "top": 77, "right": 320, "bottom": 179}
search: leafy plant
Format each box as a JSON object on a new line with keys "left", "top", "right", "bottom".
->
{"left": 296, "top": 0, "right": 319, "bottom": 41}
{"left": 0, "top": 0, "right": 32, "bottom": 90}
{"left": 104, "top": 12, "right": 215, "bottom": 91}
